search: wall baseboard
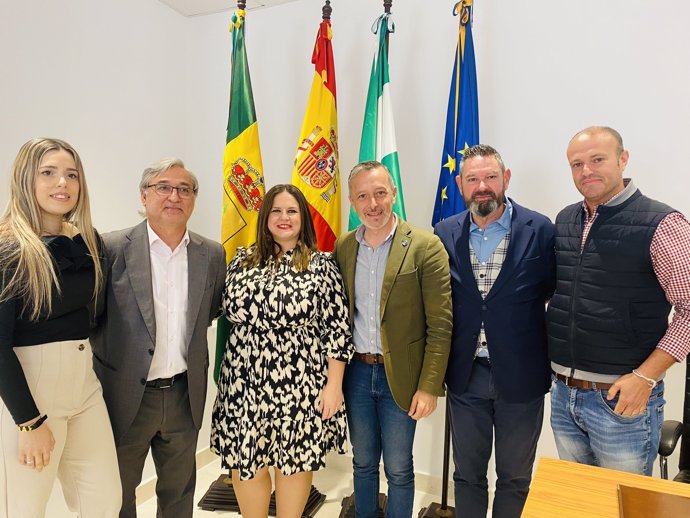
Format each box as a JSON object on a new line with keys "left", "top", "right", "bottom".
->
{"left": 324, "top": 453, "right": 454, "bottom": 500}
{"left": 136, "top": 448, "right": 490, "bottom": 508}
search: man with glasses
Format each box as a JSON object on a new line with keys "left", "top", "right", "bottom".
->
{"left": 91, "top": 158, "right": 226, "bottom": 518}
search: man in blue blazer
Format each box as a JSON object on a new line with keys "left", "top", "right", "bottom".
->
{"left": 435, "top": 145, "right": 555, "bottom": 518}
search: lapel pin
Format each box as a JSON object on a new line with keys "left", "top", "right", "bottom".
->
{"left": 401, "top": 240, "right": 408, "bottom": 247}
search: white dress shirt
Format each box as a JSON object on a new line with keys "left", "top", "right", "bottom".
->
{"left": 146, "top": 222, "right": 190, "bottom": 380}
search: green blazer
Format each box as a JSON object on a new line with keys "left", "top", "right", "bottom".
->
{"left": 334, "top": 219, "right": 452, "bottom": 411}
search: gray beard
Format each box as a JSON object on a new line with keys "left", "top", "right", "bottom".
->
{"left": 469, "top": 198, "right": 499, "bottom": 218}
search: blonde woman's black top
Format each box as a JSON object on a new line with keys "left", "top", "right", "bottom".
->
{"left": 0, "top": 235, "right": 96, "bottom": 424}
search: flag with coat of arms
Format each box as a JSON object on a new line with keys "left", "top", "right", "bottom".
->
{"left": 215, "top": 7, "right": 265, "bottom": 383}
{"left": 292, "top": 16, "right": 341, "bottom": 251}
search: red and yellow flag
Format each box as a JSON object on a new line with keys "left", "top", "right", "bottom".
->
{"left": 291, "top": 19, "right": 340, "bottom": 251}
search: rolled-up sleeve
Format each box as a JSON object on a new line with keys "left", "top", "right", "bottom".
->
{"left": 651, "top": 212, "right": 690, "bottom": 361}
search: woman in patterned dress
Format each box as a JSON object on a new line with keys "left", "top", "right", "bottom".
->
{"left": 211, "top": 184, "right": 353, "bottom": 518}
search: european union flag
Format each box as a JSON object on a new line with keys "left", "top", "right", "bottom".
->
{"left": 432, "top": 0, "right": 479, "bottom": 225}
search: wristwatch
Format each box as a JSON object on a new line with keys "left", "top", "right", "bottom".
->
{"left": 18, "top": 414, "right": 48, "bottom": 432}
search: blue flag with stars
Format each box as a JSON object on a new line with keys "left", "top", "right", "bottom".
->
{"left": 432, "top": 0, "right": 479, "bottom": 225}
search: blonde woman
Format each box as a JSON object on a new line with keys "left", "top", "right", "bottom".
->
{"left": 0, "top": 138, "right": 121, "bottom": 517}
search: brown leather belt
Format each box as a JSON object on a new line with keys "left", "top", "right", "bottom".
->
{"left": 554, "top": 372, "right": 613, "bottom": 391}
{"left": 353, "top": 352, "right": 384, "bottom": 365}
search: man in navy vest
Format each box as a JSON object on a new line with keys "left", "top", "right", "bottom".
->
{"left": 435, "top": 144, "right": 556, "bottom": 518}
{"left": 547, "top": 126, "right": 690, "bottom": 475}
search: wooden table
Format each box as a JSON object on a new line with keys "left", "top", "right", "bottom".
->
{"left": 521, "top": 457, "right": 690, "bottom": 517}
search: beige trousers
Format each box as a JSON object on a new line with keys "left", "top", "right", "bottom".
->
{"left": 0, "top": 339, "right": 121, "bottom": 518}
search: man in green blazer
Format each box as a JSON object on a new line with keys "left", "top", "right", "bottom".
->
{"left": 334, "top": 160, "right": 452, "bottom": 518}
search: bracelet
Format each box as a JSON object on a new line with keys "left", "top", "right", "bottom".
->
{"left": 632, "top": 369, "right": 658, "bottom": 389}
{"left": 18, "top": 414, "right": 48, "bottom": 432}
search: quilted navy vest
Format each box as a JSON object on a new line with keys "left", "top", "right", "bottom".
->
{"left": 547, "top": 190, "right": 674, "bottom": 374}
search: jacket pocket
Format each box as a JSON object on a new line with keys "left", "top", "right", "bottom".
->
{"left": 93, "top": 352, "right": 117, "bottom": 371}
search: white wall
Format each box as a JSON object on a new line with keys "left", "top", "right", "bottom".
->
{"left": 0, "top": 0, "right": 195, "bottom": 230}
{"left": 182, "top": 0, "right": 690, "bottom": 482}
{"left": 1, "top": 0, "right": 688, "bottom": 502}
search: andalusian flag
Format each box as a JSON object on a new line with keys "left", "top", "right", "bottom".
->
{"left": 292, "top": 18, "right": 340, "bottom": 251}
{"left": 348, "top": 13, "right": 406, "bottom": 230}
{"left": 215, "top": 8, "right": 265, "bottom": 383}
{"left": 431, "top": 0, "right": 479, "bottom": 225}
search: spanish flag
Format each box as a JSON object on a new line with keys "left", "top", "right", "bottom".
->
{"left": 292, "top": 18, "right": 340, "bottom": 251}
{"left": 215, "top": 8, "right": 265, "bottom": 383}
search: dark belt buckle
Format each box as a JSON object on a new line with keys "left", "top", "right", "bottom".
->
{"left": 150, "top": 374, "right": 179, "bottom": 389}
{"left": 372, "top": 355, "right": 382, "bottom": 364}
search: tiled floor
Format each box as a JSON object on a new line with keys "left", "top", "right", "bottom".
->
{"left": 136, "top": 454, "right": 456, "bottom": 517}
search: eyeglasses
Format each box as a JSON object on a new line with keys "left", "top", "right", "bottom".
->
{"left": 146, "top": 183, "right": 197, "bottom": 198}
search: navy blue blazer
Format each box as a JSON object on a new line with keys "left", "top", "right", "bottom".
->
{"left": 434, "top": 199, "right": 556, "bottom": 403}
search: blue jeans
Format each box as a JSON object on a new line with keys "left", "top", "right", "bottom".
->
{"left": 343, "top": 361, "right": 417, "bottom": 518}
{"left": 448, "top": 358, "right": 544, "bottom": 518}
{"left": 550, "top": 376, "right": 665, "bottom": 475}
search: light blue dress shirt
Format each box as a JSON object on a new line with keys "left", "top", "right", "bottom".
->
{"left": 351, "top": 217, "right": 398, "bottom": 355}
{"left": 469, "top": 198, "right": 513, "bottom": 263}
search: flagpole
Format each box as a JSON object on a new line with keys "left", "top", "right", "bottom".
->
{"left": 418, "top": 13, "right": 469, "bottom": 518}
{"left": 418, "top": 399, "right": 455, "bottom": 517}
{"left": 322, "top": 0, "right": 331, "bottom": 19}
{"left": 343, "top": 0, "right": 392, "bottom": 507}
{"left": 383, "top": 0, "right": 392, "bottom": 56}
{"left": 200, "top": 1, "right": 326, "bottom": 513}
{"left": 199, "top": 1, "right": 250, "bottom": 508}
{"left": 342, "top": 0, "right": 395, "bottom": 506}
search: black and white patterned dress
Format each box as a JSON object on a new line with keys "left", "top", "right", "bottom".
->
{"left": 211, "top": 247, "right": 353, "bottom": 480}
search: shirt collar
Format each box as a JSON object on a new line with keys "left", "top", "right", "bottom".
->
{"left": 355, "top": 213, "right": 398, "bottom": 246}
{"left": 147, "top": 221, "right": 190, "bottom": 254}
{"left": 469, "top": 197, "right": 513, "bottom": 232}
{"left": 582, "top": 178, "right": 635, "bottom": 217}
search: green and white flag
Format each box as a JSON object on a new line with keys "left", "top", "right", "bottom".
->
{"left": 349, "top": 13, "right": 406, "bottom": 230}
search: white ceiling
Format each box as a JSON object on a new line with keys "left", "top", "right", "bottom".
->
{"left": 158, "top": 0, "right": 300, "bottom": 17}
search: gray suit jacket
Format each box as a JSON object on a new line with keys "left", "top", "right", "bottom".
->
{"left": 91, "top": 220, "right": 226, "bottom": 443}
